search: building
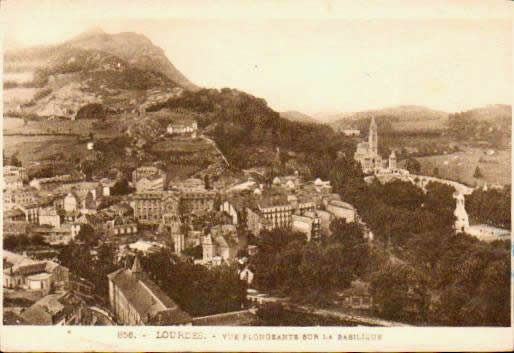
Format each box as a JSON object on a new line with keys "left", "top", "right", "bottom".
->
{"left": 388, "top": 150, "right": 397, "bottom": 170}
{"left": 219, "top": 197, "right": 250, "bottom": 225}
{"left": 180, "top": 191, "right": 217, "bottom": 214}
{"left": 4, "top": 165, "right": 28, "bottom": 183}
{"left": 19, "top": 203, "right": 41, "bottom": 224}
{"left": 3, "top": 174, "right": 23, "bottom": 190}
{"left": 339, "top": 280, "right": 373, "bottom": 310}
{"left": 3, "top": 186, "right": 39, "bottom": 211}
{"left": 326, "top": 200, "right": 357, "bottom": 223}
{"left": 31, "top": 224, "right": 74, "bottom": 245}
{"left": 171, "top": 177, "right": 205, "bottom": 192}
{"left": 317, "top": 209, "right": 334, "bottom": 236}
{"left": 354, "top": 117, "right": 386, "bottom": 173}
{"left": 132, "top": 166, "right": 166, "bottom": 187}
{"left": 135, "top": 174, "right": 165, "bottom": 192}
{"left": 20, "top": 292, "right": 84, "bottom": 325}
{"left": 166, "top": 120, "right": 198, "bottom": 135}
{"left": 54, "top": 182, "right": 105, "bottom": 200}
{"left": 340, "top": 129, "right": 361, "bottom": 137}
{"left": 108, "top": 257, "right": 192, "bottom": 325}
{"left": 29, "top": 173, "right": 85, "bottom": 191}
{"left": 249, "top": 194, "right": 293, "bottom": 232}
{"left": 128, "top": 241, "right": 165, "bottom": 255}
{"left": 465, "top": 224, "right": 511, "bottom": 242}
{"left": 3, "top": 250, "right": 69, "bottom": 293}
{"left": 133, "top": 191, "right": 180, "bottom": 225}
{"left": 39, "top": 206, "right": 61, "bottom": 228}
{"left": 291, "top": 211, "right": 321, "bottom": 241}
{"left": 201, "top": 233, "right": 239, "bottom": 265}
{"left": 105, "top": 216, "right": 138, "bottom": 237}
{"left": 3, "top": 208, "right": 26, "bottom": 223}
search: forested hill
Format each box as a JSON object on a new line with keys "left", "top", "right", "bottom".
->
{"left": 448, "top": 104, "right": 512, "bottom": 146}
{"left": 148, "top": 88, "right": 357, "bottom": 175}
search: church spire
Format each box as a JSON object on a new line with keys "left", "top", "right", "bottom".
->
{"left": 369, "top": 117, "right": 378, "bottom": 155}
{"left": 131, "top": 255, "right": 143, "bottom": 273}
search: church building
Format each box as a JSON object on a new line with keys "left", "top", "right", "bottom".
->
{"left": 354, "top": 117, "right": 397, "bottom": 174}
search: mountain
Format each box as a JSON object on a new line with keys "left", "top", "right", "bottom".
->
{"left": 280, "top": 111, "right": 319, "bottom": 124}
{"left": 327, "top": 105, "right": 449, "bottom": 132}
{"left": 3, "top": 29, "right": 196, "bottom": 119}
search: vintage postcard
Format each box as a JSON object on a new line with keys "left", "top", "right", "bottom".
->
{"left": 1, "top": 0, "right": 512, "bottom": 351}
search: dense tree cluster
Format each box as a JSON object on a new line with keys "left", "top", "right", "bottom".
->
{"left": 148, "top": 88, "right": 354, "bottom": 176}
{"left": 76, "top": 103, "right": 106, "bottom": 120}
{"left": 58, "top": 242, "right": 118, "bottom": 299}
{"left": 4, "top": 234, "right": 45, "bottom": 251}
{"left": 448, "top": 108, "right": 511, "bottom": 147}
{"left": 333, "top": 176, "right": 510, "bottom": 325}
{"left": 140, "top": 249, "right": 245, "bottom": 316}
{"left": 250, "top": 224, "right": 371, "bottom": 305}
{"left": 466, "top": 186, "right": 511, "bottom": 229}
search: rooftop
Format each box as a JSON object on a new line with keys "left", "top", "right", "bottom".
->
{"left": 108, "top": 267, "right": 191, "bottom": 324}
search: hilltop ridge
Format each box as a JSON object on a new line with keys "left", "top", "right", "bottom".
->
{"left": 3, "top": 29, "right": 196, "bottom": 119}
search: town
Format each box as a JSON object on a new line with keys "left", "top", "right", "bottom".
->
{"left": 3, "top": 111, "right": 511, "bottom": 326}
{"left": 2, "top": 21, "right": 511, "bottom": 328}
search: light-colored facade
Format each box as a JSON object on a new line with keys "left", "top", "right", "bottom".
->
{"left": 132, "top": 166, "right": 166, "bottom": 187}
{"left": 180, "top": 191, "right": 217, "bottom": 214}
{"left": 326, "top": 200, "right": 356, "bottom": 223}
{"left": 291, "top": 211, "right": 321, "bottom": 241}
{"left": 3, "top": 187, "right": 38, "bottom": 211}
{"left": 133, "top": 191, "right": 180, "bottom": 225}
{"left": 108, "top": 258, "right": 192, "bottom": 325}
{"left": 166, "top": 121, "right": 198, "bottom": 135}
{"left": 39, "top": 207, "right": 61, "bottom": 228}
{"left": 3, "top": 250, "right": 69, "bottom": 293}
{"left": 135, "top": 175, "right": 165, "bottom": 193}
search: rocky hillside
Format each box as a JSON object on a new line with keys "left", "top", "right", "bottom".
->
{"left": 3, "top": 28, "right": 195, "bottom": 119}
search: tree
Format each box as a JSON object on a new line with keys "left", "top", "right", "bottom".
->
{"left": 9, "top": 152, "right": 22, "bottom": 167}
{"left": 405, "top": 157, "right": 421, "bottom": 174}
{"left": 432, "top": 167, "right": 439, "bottom": 177}
{"left": 76, "top": 224, "right": 100, "bottom": 246}
{"left": 473, "top": 166, "right": 483, "bottom": 178}
{"left": 111, "top": 178, "right": 131, "bottom": 195}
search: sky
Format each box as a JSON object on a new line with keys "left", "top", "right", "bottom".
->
{"left": 2, "top": 0, "right": 512, "bottom": 114}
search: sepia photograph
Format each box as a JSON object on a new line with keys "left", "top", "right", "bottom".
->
{"left": 1, "top": 0, "right": 512, "bottom": 351}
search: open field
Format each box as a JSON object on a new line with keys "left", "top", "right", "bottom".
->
{"left": 151, "top": 137, "right": 212, "bottom": 153}
{"left": 4, "top": 116, "right": 127, "bottom": 138}
{"left": 3, "top": 87, "right": 37, "bottom": 105}
{"left": 392, "top": 117, "right": 448, "bottom": 132}
{"left": 3, "top": 72, "right": 34, "bottom": 83}
{"left": 4, "top": 135, "right": 86, "bottom": 165}
{"left": 416, "top": 147, "right": 511, "bottom": 186}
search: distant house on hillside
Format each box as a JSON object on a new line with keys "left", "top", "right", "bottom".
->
{"left": 167, "top": 120, "right": 198, "bottom": 136}
{"left": 341, "top": 129, "right": 361, "bottom": 137}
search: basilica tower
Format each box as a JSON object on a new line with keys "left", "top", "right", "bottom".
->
{"left": 369, "top": 117, "right": 378, "bottom": 155}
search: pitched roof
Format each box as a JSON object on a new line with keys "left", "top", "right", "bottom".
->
{"left": 108, "top": 268, "right": 190, "bottom": 324}
{"left": 131, "top": 256, "right": 143, "bottom": 273}
{"left": 328, "top": 200, "right": 355, "bottom": 210}
{"left": 21, "top": 304, "right": 53, "bottom": 325}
